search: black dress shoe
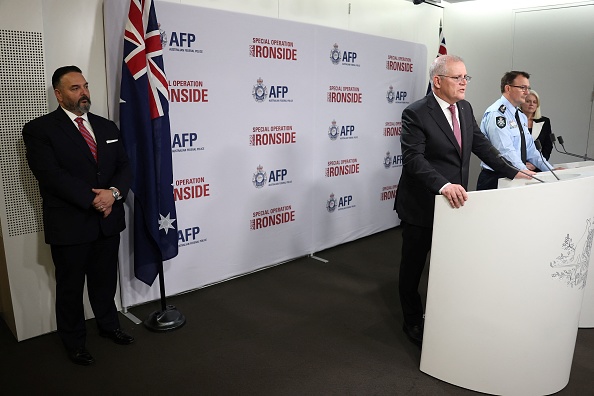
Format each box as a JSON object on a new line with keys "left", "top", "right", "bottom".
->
{"left": 68, "top": 347, "right": 95, "bottom": 366}
{"left": 403, "top": 323, "right": 423, "bottom": 347}
{"left": 99, "top": 328, "right": 135, "bottom": 345}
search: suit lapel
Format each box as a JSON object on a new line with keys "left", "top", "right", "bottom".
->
{"left": 427, "top": 95, "right": 461, "bottom": 157}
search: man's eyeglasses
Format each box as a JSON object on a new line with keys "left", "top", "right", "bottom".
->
{"left": 509, "top": 85, "right": 531, "bottom": 92}
{"left": 438, "top": 75, "right": 472, "bottom": 83}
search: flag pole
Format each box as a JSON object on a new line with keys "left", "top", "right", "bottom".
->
{"left": 143, "top": 261, "right": 186, "bottom": 331}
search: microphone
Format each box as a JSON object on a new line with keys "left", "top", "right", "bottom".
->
{"left": 489, "top": 146, "right": 545, "bottom": 183}
{"left": 551, "top": 133, "right": 594, "bottom": 161}
{"left": 550, "top": 133, "right": 565, "bottom": 154}
{"left": 535, "top": 140, "right": 560, "bottom": 180}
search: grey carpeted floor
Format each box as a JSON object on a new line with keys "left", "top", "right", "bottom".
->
{"left": 1, "top": 227, "right": 593, "bottom": 395}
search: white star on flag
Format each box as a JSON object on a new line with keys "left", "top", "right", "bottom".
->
{"left": 158, "top": 212, "right": 176, "bottom": 234}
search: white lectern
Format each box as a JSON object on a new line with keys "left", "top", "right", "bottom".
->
{"left": 420, "top": 172, "right": 594, "bottom": 395}
{"left": 499, "top": 163, "right": 594, "bottom": 328}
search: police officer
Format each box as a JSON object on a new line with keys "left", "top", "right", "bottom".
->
{"left": 477, "top": 71, "right": 553, "bottom": 190}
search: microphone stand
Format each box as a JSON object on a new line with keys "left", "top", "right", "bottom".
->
{"left": 535, "top": 140, "right": 560, "bottom": 180}
{"left": 551, "top": 134, "right": 594, "bottom": 161}
{"left": 489, "top": 146, "right": 545, "bottom": 183}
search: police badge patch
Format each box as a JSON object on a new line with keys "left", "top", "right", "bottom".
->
{"left": 498, "top": 104, "right": 506, "bottom": 114}
{"left": 496, "top": 116, "right": 506, "bottom": 129}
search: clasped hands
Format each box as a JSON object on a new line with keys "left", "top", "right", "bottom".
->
{"left": 92, "top": 188, "right": 115, "bottom": 218}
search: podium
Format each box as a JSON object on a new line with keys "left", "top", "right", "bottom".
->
{"left": 499, "top": 163, "right": 594, "bottom": 328}
{"left": 420, "top": 168, "right": 594, "bottom": 395}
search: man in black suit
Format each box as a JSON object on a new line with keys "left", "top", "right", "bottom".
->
{"left": 394, "top": 55, "right": 528, "bottom": 347}
{"left": 23, "top": 66, "right": 134, "bottom": 365}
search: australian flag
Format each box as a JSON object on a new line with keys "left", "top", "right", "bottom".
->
{"left": 120, "top": 0, "right": 178, "bottom": 286}
{"left": 427, "top": 20, "right": 447, "bottom": 95}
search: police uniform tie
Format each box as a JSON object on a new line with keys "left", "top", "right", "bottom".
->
{"left": 515, "top": 109, "right": 527, "bottom": 164}
{"left": 448, "top": 104, "right": 462, "bottom": 149}
{"left": 75, "top": 117, "right": 97, "bottom": 161}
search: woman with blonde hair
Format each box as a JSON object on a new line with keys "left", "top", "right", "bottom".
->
{"left": 521, "top": 89, "right": 553, "bottom": 165}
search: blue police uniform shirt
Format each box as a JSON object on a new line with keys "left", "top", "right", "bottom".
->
{"left": 480, "top": 95, "right": 553, "bottom": 172}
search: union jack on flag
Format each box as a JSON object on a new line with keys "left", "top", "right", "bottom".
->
{"left": 120, "top": 0, "right": 178, "bottom": 286}
{"left": 427, "top": 20, "right": 447, "bottom": 95}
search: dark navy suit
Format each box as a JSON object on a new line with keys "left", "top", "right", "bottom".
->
{"left": 23, "top": 106, "right": 131, "bottom": 351}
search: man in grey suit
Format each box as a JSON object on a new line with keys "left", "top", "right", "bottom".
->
{"left": 394, "top": 55, "right": 528, "bottom": 347}
{"left": 23, "top": 66, "right": 134, "bottom": 365}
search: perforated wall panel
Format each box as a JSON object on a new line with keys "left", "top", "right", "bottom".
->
{"left": 0, "top": 30, "right": 46, "bottom": 237}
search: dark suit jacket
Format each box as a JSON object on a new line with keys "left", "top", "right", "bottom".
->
{"left": 23, "top": 107, "right": 132, "bottom": 245}
{"left": 533, "top": 116, "right": 552, "bottom": 160}
{"left": 394, "top": 94, "right": 516, "bottom": 228}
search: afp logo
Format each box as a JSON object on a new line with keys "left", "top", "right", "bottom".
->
{"left": 386, "top": 86, "right": 408, "bottom": 104}
{"left": 168, "top": 31, "right": 196, "bottom": 48}
{"left": 328, "top": 120, "right": 339, "bottom": 140}
{"left": 328, "top": 119, "right": 357, "bottom": 141}
{"left": 384, "top": 151, "right": 403, "bottom": 168}
{"left": 178, "top": 226, "right": 200, "bottom": 244}
{"left": 252, "top": 164, "right": 290, "bottom": 188}
{"left": 252, "top": 77, "right": 290, "bottom": 102}
{"left": 327, "top": 192, "right": 355, "bottom": 212}
{"left": 252, "top": 77, "right": 267, "bottom": 102}
{"left": 172, "top": 132, "right": 198, "bottom": 148}
{"left": 252, "top": 164, "right": 267, "bottom": 188}
{"left": 329, "top": 43, "right": 358, "bottom": 66}
{"left": 326, "top": 193, "right": 337, "bottom": 212}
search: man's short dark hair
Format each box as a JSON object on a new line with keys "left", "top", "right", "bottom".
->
{"left": 500, "top": 71, "right": 530, "bottom": 93}
{"left": 52, "top": 65, "right": 82, "bottom": 89}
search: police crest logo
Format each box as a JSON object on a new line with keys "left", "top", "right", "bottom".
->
{"left": 158, "top": 23, "right": 167, "bottom": 48}
{"left": 330, "top": 43, "right": 341, "bottom": 65}
{"left": 386, "top": 86, "right": 395, "bottom": 104}
{"left": 384, "top": 151, "right": 393, "bottom": 168}
{"left": 496, "top": 116, "right": 506, "bottom": 129}
{"left": 252, "top": 164, "right": 267, "bottom": 188}
{"left": 252, "top": 77, "right": 267, "bottom": 102}
{"left": 326, "top": 193, "right": 337, "bottom": 213}
{"left": 328, "top": 120, "right": 339, "bottom": 140}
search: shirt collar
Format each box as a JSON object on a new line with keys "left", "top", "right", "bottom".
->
{"left": 500, "top": 95, "right": 518, "bottom": 113}
{"left": 61, "top": 107, "right": 89, "bottom": 123}
{"left": 433, "top": 92, "right": 455, "bottom": 111}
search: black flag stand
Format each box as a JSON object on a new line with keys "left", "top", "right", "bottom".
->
{"left": 144, "top": 261, "right": 186, "bottom": 331}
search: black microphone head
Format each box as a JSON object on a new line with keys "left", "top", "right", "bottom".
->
{"left": 535, "top": 140, "right": 542, "bottom": 151}
{"left": 558, "top": 136, "right": 565, "bottom": 145}
{"left": 550, "top": 133, "right": 556, "bottom": 142}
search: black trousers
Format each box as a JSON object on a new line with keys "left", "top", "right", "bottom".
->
{"left": 399, "top": 221, "right": 432, "bottom": 326}
{"left": 50, "top": 234, "right": 120, "bottom": 351}
{"left": 476, "top": 168, "right": 503, "bottom": 191}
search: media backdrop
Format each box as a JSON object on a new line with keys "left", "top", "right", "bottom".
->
{"left": 104, "top": 0, "right": 427, "bottom": 307}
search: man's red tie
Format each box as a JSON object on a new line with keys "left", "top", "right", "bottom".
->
{"left": 448, "top": 104, "right": 462, "bottom": 149}
{"left": 75, "top": 117, "right": 97, "bottom": 161}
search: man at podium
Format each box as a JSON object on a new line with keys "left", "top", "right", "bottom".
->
{"left": 394, "top": 55, "right": 526, "bottom": 347}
